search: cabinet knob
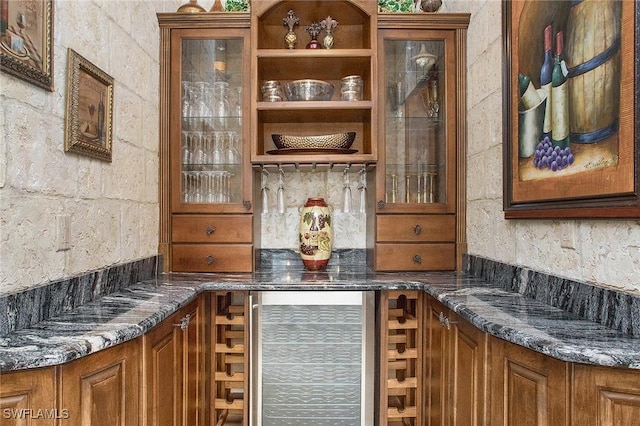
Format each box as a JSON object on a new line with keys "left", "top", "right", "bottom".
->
{"left": 413, "top": 254, "right": 422, "bottom": 264}
{"left": 243, "top": 200, "right": 252, "bottom": 210}
{"left": 206, "top": 255, "right": 215, "bottom": 265}
{"left": 414, "top": 224, "right": 422, "bottom": 234}
{"left": 377, "top": 200, "right": 386, "bottom": 209}
{"left": 174, "top": 314, "right": 191, "bottom": 330}
{"left": 206, "top": 226, "right": 216, "bottom": 235}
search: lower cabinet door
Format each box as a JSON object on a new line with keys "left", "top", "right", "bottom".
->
{"left": 447, "top": 310, "right": 487, "bottom": 426}
{"left": 572, "top": 364, "right": 640, "bottom": 426}
{"left": 143, "top": 297, "right": 204, "bottom": 426}
{"left": 424, "top": 296, "right": 487, "bottom": 426}
{"left": 0, "top": 367, "right": 58, "bottom": 425}
{"left": 59, "top": 338, "right": 141, "bottom": 426}
{"left": 490, "top": 338, "right": 569, "bottom": 426}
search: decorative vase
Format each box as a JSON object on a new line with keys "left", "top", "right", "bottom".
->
{"left": 283, "top": 10, "right": 299, "bottom": 49}
{"left": 420, "top": 0, "right": 442, "bottom": 12}
{"left": 177, "top": 0, "right": 205, "bottom": 13}
{"left": 320, "top": 16, "right": 338, "bottom": 49}
{"left": 299, "top": 198, "right": 333, "bottom": 270}
{"left": 305, "top": 22, "right": 323, "bottom": 49}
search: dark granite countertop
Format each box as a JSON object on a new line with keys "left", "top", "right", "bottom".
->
{"left": 1, "top": 268, "right": 639, "bottom": 372}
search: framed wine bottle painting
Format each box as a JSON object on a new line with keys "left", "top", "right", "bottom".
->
{"left": 0, "top": 0, "right": 53, "bottom": 91}
{"left": 64, "top": 48, "right": 114, "bottom": 162}
{"left": 502, "top": 0, "right": 639, "bottom": 218}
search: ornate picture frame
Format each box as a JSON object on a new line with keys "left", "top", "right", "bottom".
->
{"left": 0, "top": 0, "right": 54, "bottom": 91}
{"left": 502, "top": 0, "right": 639, "bottom": 219}
{"left": 64, "top": 48, "right": 114, "bottom": 162}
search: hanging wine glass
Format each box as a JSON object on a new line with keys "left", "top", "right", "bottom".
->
{"left": 357, "top": 167, "right": 367, "bottom": 214}
{"left": 342, "top": 166, "right": 352, "bottom": 213}
{"left": 276, "top": 166, "right": 285, "bottom": 214}
{"left": 261, "top": 167, "right": 270, "bottom": 214}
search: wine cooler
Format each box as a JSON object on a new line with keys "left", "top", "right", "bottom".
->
{"left": 250, "top": 291, "right": 375, "bottom": 426}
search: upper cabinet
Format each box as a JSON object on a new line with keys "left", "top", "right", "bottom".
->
{"left": 167, "top": 23, "right": 252, "bottom": 214}
{"left": 158, "top": 5, "right": 470, "bottom": 273}
{"left": 158, "top": 14, "right": 254, "bottom": 272}
{"left": 374, "top": 14, "right": 469, "bottom": 271}
{"left": 250, "top": 0, "right": 378, "bottom": 165}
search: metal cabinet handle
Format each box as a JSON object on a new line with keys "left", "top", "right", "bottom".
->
{"left": 377, "top": 200, "right": 386, "bottom": 209}
{"left": 438, "top": 311, "right": 457, "bottom": 330}
{"left": 413, "top": 254, "right": 422, "bottom": 264}
{"left": 438, "top": 311, "right": 447, "bottom": 326}
{"left": 243, "top": 200, "right": 252, "bottom": 210}
{"left": 206, "top": 226, "right": 216, "bottom": 235}
{"left": 174, "top": 314, "right": 191, "bottom": 330}
{"left": 206, "top": 255, "right": 215, "bottom": 265}
{"left": 414, "top": 224, "right": 422, "bottom": 234}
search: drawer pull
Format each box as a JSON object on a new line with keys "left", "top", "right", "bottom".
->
{"left": 174, "top": 314, "right": 191, "bottom": 330}
{"left": 206, "top": 226, "right": 216, "bottom": 235}
{"left": 206, "top": 255, "right": 215, "bottom": 265}
{"left": 412, "top": 254, "right": 422, "bottom": 264}
{"left": 413, "top": 224, "right": 422, "bottom": 234}
{"left": 377, "top": 200, "right": 386, "bottom": 209}
{"left": 243, "top": 200, "right": 252, "bottom": 211}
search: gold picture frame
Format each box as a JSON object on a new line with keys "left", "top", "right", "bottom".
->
{"left": 64, "top": 48, "right": 113, "bottom": 162}
{"left": 502, "top": 0, "right": 639, "bottom": 218}
{"left": 0, "top": 0, "right": 54, "bottom": 91}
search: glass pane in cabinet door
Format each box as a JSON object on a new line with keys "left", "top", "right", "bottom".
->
{"left": 180, "top": 38, "right": 244, "bottom": 204}
{"left": 384, "top": 40, "right": 446, "bottom": 205}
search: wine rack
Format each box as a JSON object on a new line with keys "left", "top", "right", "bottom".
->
{"left": 211, "top": 291, "right": 249, "bottom": 425}
{"left": 380, "top": 290, "right": 423, "bottom": 425}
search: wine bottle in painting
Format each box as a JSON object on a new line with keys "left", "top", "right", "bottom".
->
{"left": 518, "top": 73, "right": 540, "bottom": 110}
{"left": 551, "top": 31, "right": 569, "bottom": 149}
{"left": 540, "top": 24, "right": 553, "bottom": 139}
{"left": 97, "top": 92, "right": 105, "bottom": 139}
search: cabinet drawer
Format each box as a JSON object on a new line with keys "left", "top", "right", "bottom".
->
{"left": 376, "top": 215, "right": 455, "bottom": 242}
{"left": 172, "top": 244, "right": 253, "bottom": 272}
{"left": 375, "top": 243, "right": 455, "bottom": 271}
{"left": 172, "top": 215, "right": 252, "bottom": 243}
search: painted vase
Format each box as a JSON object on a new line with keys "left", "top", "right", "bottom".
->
{"left": 299, "top": 198, "right": 333, "bottom": 270}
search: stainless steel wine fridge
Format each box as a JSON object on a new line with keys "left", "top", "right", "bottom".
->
{"left": 250, "top": 291, "right": 375, "bottom": 426}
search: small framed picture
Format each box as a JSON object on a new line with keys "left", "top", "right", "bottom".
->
{"left": 0, "top": 0, "right": 54, "bottom": 91}
{"left": 64, "top": 48, "right": 114, "bottom": 162}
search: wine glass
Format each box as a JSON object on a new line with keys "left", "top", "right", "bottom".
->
{"left": 357, "top": 168, "right": 367, "bottom": 213}
{"left": 261, "top": 167, "right": 270, "bottom": 214}
{"left": 276, "top": 167, "right": 285, "bottom": 214}
{"left": 342, "top": 166, "right": 352, "bottom": 213}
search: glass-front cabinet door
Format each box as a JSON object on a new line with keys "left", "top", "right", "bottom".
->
{"left": 377, "top": 28, "right": 457, "bottom": 214}
{"left": 171, "top": 28, "right": 251, "bottom": 213}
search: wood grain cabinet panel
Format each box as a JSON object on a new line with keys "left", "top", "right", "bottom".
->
{"left": 0, "top": 367, "right": 58, "bottom": 425}
{"left": 490, "top": 338, "right": 569, "bottom": 426}
{"left": 376, "top": 215, "right": 455, "bottom": 242}
{"left": 375, "top": 243, "right": 455, "bottom": 271}
{"left": 172, "top": 216, "right": 252, "bottom": 243}
{"left": 59, "top": 339, "right": 141, "bottom": 426}
{"left": 143, "top": 297, "right": 204, "bottom": 426}
{"left": 424, "top": 295, "right": 487, "bottom": 426}
{"left": 572, "top": 364, "right": 640, "bottom": 426}
{"left": 171, "top": 244, "right": 253, "bottom": 272}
